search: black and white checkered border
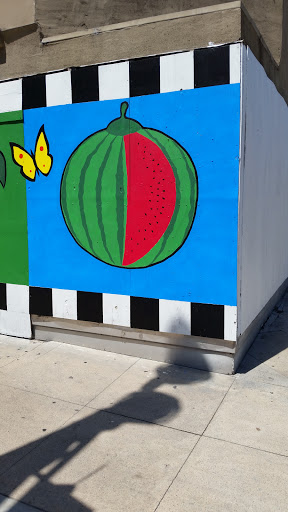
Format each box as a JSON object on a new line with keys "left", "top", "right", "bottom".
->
{"left": 0, "top": 283, "right": 237, "bottom": 341}
{"left": 0, "top": 43, "right": 241, "bottom": 112}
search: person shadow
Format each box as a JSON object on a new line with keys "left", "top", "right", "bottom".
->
{"left": 0, "top": 318, "right": 210, "bottom": 511}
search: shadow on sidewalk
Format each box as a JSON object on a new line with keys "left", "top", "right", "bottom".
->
{"left": 0, "top": 319, "right": 210, "bottom": 512}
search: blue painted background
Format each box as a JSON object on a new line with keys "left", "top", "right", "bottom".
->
{"left": 24, "top": 84, "right": 240, "bottom": 305}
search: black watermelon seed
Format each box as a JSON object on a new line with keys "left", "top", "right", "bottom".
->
{"left": 149, "top": 223, "right": 151, "bottom": 225}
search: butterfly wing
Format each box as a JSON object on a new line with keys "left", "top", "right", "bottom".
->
{"left": 10, "top": 144, "right": 36, "bottom": 181}
{"left": 34, "top": 125, "right": 53, "bottom": 176}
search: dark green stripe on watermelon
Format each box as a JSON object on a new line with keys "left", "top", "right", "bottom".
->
{"left": 78, "top": 136, "right": 108, "bottom": 255}
{"left": 61, "top": 132, "right": 107, "bottom": 249}
{"left": 115, "top": 140, "right": 127, "bottom": 263}
{"left": 95, "top": 136, "right": 123, "bottom": 265}
{"left": 61, "top": 130, "right": 109, "bottom": 258}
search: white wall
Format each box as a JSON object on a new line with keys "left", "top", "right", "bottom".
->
{"left": 238, "top": 47, "right": 288, "bottom": 336}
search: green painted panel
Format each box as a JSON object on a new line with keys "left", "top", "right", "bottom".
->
{"left": 0, "top": 111, "right": 23, "bottom": 124}
{"left": 0, "top": 111, "right": 28, "bottom": 285}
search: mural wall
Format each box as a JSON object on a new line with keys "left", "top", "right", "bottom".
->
{"left": 0, "top": 43, "right": 240, "bottom": 341}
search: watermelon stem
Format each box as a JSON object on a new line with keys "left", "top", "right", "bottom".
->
{"left": 120, "top": 102, "right": 129, "bottom": 118}
{"left": 107, "top": 101, "right": 142, "bottom": 136}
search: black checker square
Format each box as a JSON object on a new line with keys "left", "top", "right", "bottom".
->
{"left": 194, "top": 45, "right": 230, "bottom": 88}
{"left": 71, "top": 65, "right": 99, "bottom": 103}
{"left": 191, "top": 302, "right": 224, "bottom": 339}
{"left": 77, "top": 291, "right": 103, "bottom": 323}
{"left": 29, "top": 287, "right": 52, "bottom": 317}
{"left": 22, "top": 74, "right": 46, "bottom": 110}
{"left": 129, "top": 56, "right": 160, "bottom": 97}
{"left": 130, "top": 296, "right": 159, "bottom": 331}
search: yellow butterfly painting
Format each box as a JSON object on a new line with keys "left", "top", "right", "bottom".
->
{"left": 10, "top": 125, "right": 53, "bottom": 182}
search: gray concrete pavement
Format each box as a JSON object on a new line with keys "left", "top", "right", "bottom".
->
{"left": 0, "top": 293, "right": 288, "bottom": 511}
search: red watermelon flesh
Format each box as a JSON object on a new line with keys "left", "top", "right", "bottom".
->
{"left": 123, "top": 132, "right": 176, "bottom": 266}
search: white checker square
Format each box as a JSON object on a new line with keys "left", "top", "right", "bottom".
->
{"left": 160, "top": 52, "right": 194, "bottom": 93}
{"left": 0, "top": 79, "right": 22, "bottom": 113}
{"left": 224, "top": 305, "right": 237, "bottom": 341}
{"left": 6, "top": 284, "right": 29, "bottom": 314}
{"left": 99, "top": 61, "right": 129, "bottom": 101}
{"left": 103, "top": 293, "right": 130, "bottom": 327}
{"left": 46, "top": 71, "right": 72, "bottom": 107}
{"left": 159, "top": 299, "right": 191, "bottom": 335}
{"left": 52, "top": 288, "right": 77, "bottom": 320}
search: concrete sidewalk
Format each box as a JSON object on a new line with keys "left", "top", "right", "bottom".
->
{"left": 0, "top": 296, "right": 288, "bottom": 511}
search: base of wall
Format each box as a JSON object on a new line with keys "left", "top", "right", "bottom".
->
{"left": 32, "top": 276, "right": 288, "bottom": 375}
{"left": 234, "top": 277, "right": 288, "bottom": 372}
{"left": 32, "top": 316, "right": 235, "bottom": 374}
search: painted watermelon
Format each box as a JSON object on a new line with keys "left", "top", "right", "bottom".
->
{"left": 60, "top": 102, "right": 198, "bottom": 268}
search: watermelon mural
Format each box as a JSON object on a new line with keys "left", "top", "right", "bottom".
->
{"left": 60, "top": 102, "right": 198, "bottom": 268}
